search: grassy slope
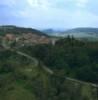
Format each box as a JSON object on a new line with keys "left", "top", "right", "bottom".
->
{"left": 0, "top": 40, "right": 98, "bottom": 100}
{"left": 0, "top": 61, "right": 97, "bottom": 100}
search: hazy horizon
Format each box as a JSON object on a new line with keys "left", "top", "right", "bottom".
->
{"left": 0, "top": 0, "right": 98, "bottom": 29}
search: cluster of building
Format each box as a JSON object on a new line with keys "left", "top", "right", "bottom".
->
{"left": 2, "top": 33, "right": 57, "bottom": 47}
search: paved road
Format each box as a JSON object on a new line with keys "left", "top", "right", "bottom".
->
{"left": 66, "top": 77, "right": 98, "bottom": 88}
{"left": 16, "top": 51, "right": 54, "bottom": 75}
{"left": 2, "top": 42, "right": 98, "bottom": 88}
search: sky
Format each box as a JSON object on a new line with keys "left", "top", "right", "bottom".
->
{"left": 0, "top": 0, "right": 98, "bottom": 29}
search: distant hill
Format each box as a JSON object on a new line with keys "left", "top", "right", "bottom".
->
{"left": 64, "top": 28, "right": 98, "bottom": 34}
{"left": 42, "top": 29, "right": 64, "bottom": 36}
{"left": 58, "top": 28, "right": 98, "bottom": 38}
{"left": 43, "top": 29, "right": 54, "bottom": 34}
{"left": 42, "top": 28, "right": 98, "bottom": 38}
{"left": 0, "top": 25, "right": 52, "bottom": 45}
{"left": 0, "top": 25, "right": 48, "bottom": 36}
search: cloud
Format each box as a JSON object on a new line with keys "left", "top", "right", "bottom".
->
{"left": 26, "top": 0, "right": 51, "bottom": 9}
{"left": 0, "top": 0, "right": 98, "bottom": 29}
{"left": 69, "top": 10, "right": 98, "bottom": 27}
{"left": 0, "top": 0, "right": 16, "bottom": 7}
{"left": 75, "top": 0, "right": 88, "bottom": 8}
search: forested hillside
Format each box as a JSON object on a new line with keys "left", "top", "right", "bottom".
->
{"left": 0, "top": 49, "right": 97, "bottom": 100}
{"left": 0, "top": 25, "right": 47, "bottom": 36}
{"left": 16, "top": 36, "right": 98, "bottom": 84}
{"left": 0, "top": 36, "right": 98, "bottom": 100}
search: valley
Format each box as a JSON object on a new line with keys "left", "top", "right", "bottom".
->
{"left": 0, "top": 25, "right": 98, "bottom": 100}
